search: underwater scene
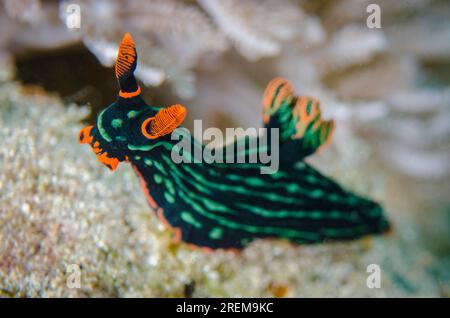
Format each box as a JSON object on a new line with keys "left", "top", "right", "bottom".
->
{"left": 0, "top": 0, "right": 449, "bottom": 298}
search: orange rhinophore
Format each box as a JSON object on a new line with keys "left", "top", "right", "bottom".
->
{"left": 115, "top": 32, "right": 136, "bottom": 80}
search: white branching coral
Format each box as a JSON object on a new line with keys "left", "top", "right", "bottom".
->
{"left": 314, "top": 24, "right": 387, "bottom": 74}
{"left": 56, "top": 0, "right": 324, "bottom": 98}
{"left": 198, "top": 0, "right": 324, "bottom": 61}
{"left": 2, "top": 0, "right": 43, "bottom": 25}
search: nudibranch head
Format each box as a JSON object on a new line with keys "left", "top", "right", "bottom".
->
{"left": 78, "top": 33, "right": 187, "bottom": 171}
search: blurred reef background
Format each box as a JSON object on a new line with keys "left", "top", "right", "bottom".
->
{"left": 0, "top": 0, "right": 449, "bottom": 297}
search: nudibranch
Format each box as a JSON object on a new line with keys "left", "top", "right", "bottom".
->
{"left": 79, "top": 33, "right": 390, "bottom": 250}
